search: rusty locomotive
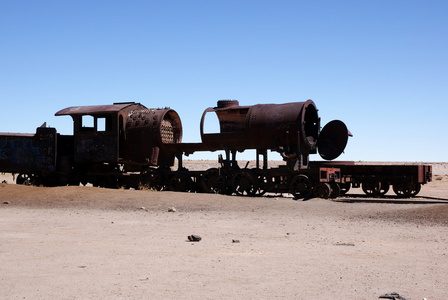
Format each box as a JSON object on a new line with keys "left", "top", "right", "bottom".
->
{"left": 0, "top": 100, "right": 432, "bottom": 198}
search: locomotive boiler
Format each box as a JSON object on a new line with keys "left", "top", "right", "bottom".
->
{"left": 197, "top": 99, "right": 350, "bottom": 168}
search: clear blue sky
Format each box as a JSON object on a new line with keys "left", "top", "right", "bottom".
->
{"left": 1, "top": 1, "right": 447, "bottom": 162}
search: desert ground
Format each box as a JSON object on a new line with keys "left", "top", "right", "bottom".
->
{"left": 1, "top": 162, "right": 447, "bottom": 299}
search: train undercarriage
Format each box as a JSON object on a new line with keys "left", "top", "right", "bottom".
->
{"left": 12, "top": 155, "right": 432, "bottom": 200}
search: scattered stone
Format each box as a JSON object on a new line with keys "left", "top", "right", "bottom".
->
{"left": 168, "top": 207, "right": 176, "bottom": 212}
{"left": 232, "top": 239, "right": 240, "bottom": 243}
{"left": 140, "top": 207, "right": 146, "bottom": 210}
{"left": 379, "top": 292, "right": 407, "bottom": 300}
{"left": 334, "top": 242, "right": 355, "bottom": 246}
{"left": 188, "top": 235, "right": 201, "bottom": 242}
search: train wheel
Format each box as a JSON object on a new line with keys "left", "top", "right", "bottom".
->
{"left": 362, "top": 181, "right": 385, "bottom": 197}
{"left": 339, "top": 183, "right": 351, "bottom": 195}
{"left": 139, "top": 168, "right": 163, "bottom": 191}
{"left": 392, "top": 182, "right": 412, "bottom": 198}
{"left": 255, "top": 175, "right": 267, "bottom": 196}
{"left": 16, "top": 173, "right": 40, "bottom": 186}
{"left": 329, "top": 183, "right": 341, "bottom": 198}
{"left": 410, "top": 183, "right": 421, "bottom": 196}
{"left": 380, "top": 182, "right": 390, "bottom": 195}
{"left": 168, "top": 174, "right": 193, "bottom": 192}
{"left": 216, "top": 174, "right": 233, "bottom": 195}
{"left": 290, "top": 175, "right": 313, "bottom": 199}
{"left": 232, "top": 170, "right": 258, "bottom": 196}
{"left": 313, "top": 183, "right": 332, "bottom": 199}
{"left": 200, "top": 168, "right": 220, "bottom": 193}
{"left": 393, "top": 182, "right": 420, "bottom": 198}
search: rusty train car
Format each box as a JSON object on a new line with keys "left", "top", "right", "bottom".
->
{"left": 0, "top": 100, "right": 432, "bottom": 198}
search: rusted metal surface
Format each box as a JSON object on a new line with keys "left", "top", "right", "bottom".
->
{"left": 0, "top": 99, "right": 432, "bottom": 199}
{"left": 417, "top": 165, "right": 433, "bottom": 183}
{"left": 56, "top": 102, "right": 183, "bottom": 167}
{"left": 0, "top": 127, "right": 57, "bottom": 173}
{"left": 58, "top": 103, "right": 145, "bottom": 164}
{"left": 318, "top": 120, "right": 351, "bottom": 160}
{"left": 197, "top": 100, "right": 349, "bottom": 168}
{"left": 125, "top": 108, "right": 182, "bottom": 145}
{"left": 124, "top": 107, "right": 182, "bottom": 166}
{"left": 311, "top": 161, "right": 432, "bottom": 197}
{"left": 55, "top": 102, "right": 136, "bottom": 116}
{"left": 247, "top": 101, "right": 319, "bottom": 151}
{"left": 0, "top": 133, "right": 34, "bottom": 137}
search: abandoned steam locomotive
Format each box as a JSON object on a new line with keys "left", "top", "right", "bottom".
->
{"left": 0, "top": 100, "right": 431, "bottom": 198}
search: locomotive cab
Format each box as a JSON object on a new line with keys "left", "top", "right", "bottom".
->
{"left": 56, "top": 103, "right": 140, "bottom": 164}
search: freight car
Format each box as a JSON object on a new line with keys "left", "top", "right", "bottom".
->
{"left": 0, "top": 127, "right": 59, "bottom": 186}
{"left": 311, "top": 161, "right": 432, "bottom": 198}
{"left": 0, "top": 100, "right": 432, "bottom": 199}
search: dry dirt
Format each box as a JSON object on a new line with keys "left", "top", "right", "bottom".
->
{"left": 1, "top": 162, "right": 448, "bottom": 299}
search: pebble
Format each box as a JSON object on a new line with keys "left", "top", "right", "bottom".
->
{"left": 188, "top": 235, "right": 201, "bottom": 242}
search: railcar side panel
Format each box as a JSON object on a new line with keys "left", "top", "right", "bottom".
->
{"left": 0, "top": 127, "right": 57, "bottom": 173}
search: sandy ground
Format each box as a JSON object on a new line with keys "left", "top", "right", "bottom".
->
{"left": 1, "top": 162, "right": 448, "bottom": 299}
